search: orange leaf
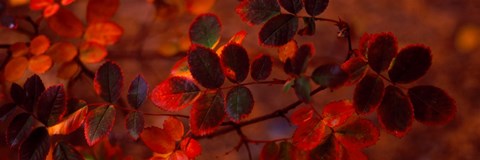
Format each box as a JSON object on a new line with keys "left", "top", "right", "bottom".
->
{"left": 30, "top": 35, "right": 51, "bottom": 56}
{"left": 43, "top": 3, "right": 59, "bottom": 17}
{"left": 186, "top": 0, "right": 216, "bottom": 15}
{"left": 28, "top": 55, "right": 52, "bottom": 74}
{"left": 61, "top": 0, "right": 75, "bottom": 6}
{"left": 47, "top": 106, "right": 87, "bottom": 135}
{"left": 86, "top": 0, "right": 119, "bottom": 23}
{"left": 163, "top": 117, "right": 184, "bottom": 141}
{"left": 4, "top": 57, "right": 28, "bottom": 81}
{"left": 47, "top": 42, "right": 78, "bottom": 63}
{"left": 30, "top": 0, "right": 54, "bottom": 10}
{"left": 84, "top": 21, "right": 123, "bottom": 46}
{"left": 278, "top": 40, "right": 297, "bottom": 63}
{"left": 141, "top": 127, "right": 176, "bottom": 154}
{"left": 322, "top": 100, "right": 355, "bottom": 128}
{"left": 10, "top": 42, "right": 29, "bottom": 58}
{"left": 79, "top": 42, "right": 107, "bottom": 63}
{"left": 168, "top": 151, "right": 189, "bottom": 160}
{"left": 46, "top": 8, "right": 84, "bottom": 38}
{"left": 57, "top": 62, "right": 80, "bottom": 80}
{"left": 180, "top": 138, "right": 202, "bottom": 158}
{"left": 215, "top": 30, "right": 248, "bottom": 55}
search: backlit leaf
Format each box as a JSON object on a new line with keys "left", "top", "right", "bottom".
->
{"left": 84, "top": 21, "right": 123, "bottom": 46}
{"left": 311, "top": 63, "right": 348, "bottom": 89}
{"left": 235, "top": 0, "right": 280, "bottom": 25}
{"left": 47, "top": 106, "right": 88, "bottom": 135}
{"left": 86, "top": 0, "right": 119, "bottom": 23}
{"left": 189, "top": 14, "right": 221, "bottom": 48}
{"left": 293, "top": 116, "right": 326, "bottom": 150}
{"left": 57, "top": 62, "right": 80, "bottom": 80}
{"left": 84, "top": 105, "right": 116, "bottom": 146}
{"left": 278, "top": 40, "right": 297, "bottom": 63}
{"left": 260, "top": 142, "right": 279, "bottom": 160}
{"left": 28, "top": 55, "right": 53, "bottom": 74}
{"left": 358, "top": 33, "right": 371, "bottom": 56}
{"left": 0, "top": 103, "right": 16, "bottom": 122}
{"left": 304, "top": 0, "right": 329, "bottom": 16}
{"left": 24, "top": 74, "right": 45, "bottom": 112}
{"left": 30, "top": 35, "right": 50, "bottom": 56}
{"left": 250, "top": 54, "right": 273, "bottom": 81}
{"left": 53, "top": 142, "right": 83, "bottom": 160}
{"left": 128, "top": 75, "right": 149, "bottom": 109}
{"left": 163, "top": 116, "right": 184, "bottom": 141}
{"left": 30, "top": 0, "right": 53, "bottom": 10}
{"left": 126, "top": 111, "right": 144, "bottom": 140}
{"left": 259, "top": 14, "right": 298, "bottom": 46}
{"left": 408, "top": 85, "right": 456, "bottom": 125}
{"left": 7, "top": 113, "right": 35, "bottom": 147}
{"left": 294, "top": 76, "right": 311, "bottom": 103}
{"left": 4, "top": 57, "right": 28, "bottom": 81}
{"left": 10, "top": 83, "right": 25, "bottom": 105}
{"left": 180, "top": 138, "right": 202, "bottom": 158}
{"left": 334, "top": 118, "right": 379, "bottom": 148}
{"left": 188, "top": 45, "right": 225, "bottom": 88}
{"left": 366, "top": 32, "right": 398, "bottom": 73}
{"left": 170, "top": 57, "right": 192, "bottom": 78}
{"left": 190, "top": 90, "right": 226, "bottom": 136}
{"left": 298, "top": 17, "right": 315, "bottom": 36}
{"left": 168, "top": 151, "right": 189, "bottom": 160}
{"left": 43, "top": 3, "right": 59, "bottom": 17}
{"left": 225, "top": 86, "right": 254, "bottom": 122}
{"left": 322, "top": 100, "right": 355, "bottom": 128}
{"left": 309, "top": 135, "right": 341, "bottom": 160}
{"left": 19, "top": 127, "right": 50, "bottom": 160}
{"left": 353, "top": 74, "right": 384, "bottom": 115}
{"left": 388, "top": 44, "right": 432, "bottom": 84}
{"left": 228, "top": 30, "right": 248, "bottom": 44}
{"left": 141, "top": 126, "right": 175, "bottom": 154}
{"left": 377, "top": 85, "right": 413, "bottom": 138}
{"left": 290, "top": 106, "right": 314, "bottom": 125}
{"left": 10, "top": 42, "right": 29, "bottom": 58}
{"left": 94, "top": 61, "right": 124, "bottom": 103}
{"left": 46, "top": 8, "right": 83, "bottom": 38}
{"left": 61, "top": 0, "right": 75, "bottom": 6}
{"left": 47, "top": 42, "right": 78, "bottom": 63}
{"left": 79, "top": 42, "right": 107, "bottom": 63}
{"left": 221, "top": 43, "right": 250, "bottom": 83}
{"left": 36, "top": 84, "right": 67, "bottom": 126}
{"left": 341, "top": 57, "right": 368, "bottom": 85}
{"left": 279, "top": 0, "right": 303, "bottom": 14}
{"left": 150, "top": 76, "right": 200, "bottom": 111}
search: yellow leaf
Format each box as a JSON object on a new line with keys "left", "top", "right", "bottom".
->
{"left": 4, "top": 57, "right": 28, "bottom": 81}
{"left": 28, "top": 55, "right": 53, "bottom": 74}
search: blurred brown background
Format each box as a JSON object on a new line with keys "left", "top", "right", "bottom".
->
{"left": 1, "top": 0, "right": 479, "bottom": 159}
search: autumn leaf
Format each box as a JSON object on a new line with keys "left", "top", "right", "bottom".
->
{"left": 290, "top": 106, "right": 314, "bottom": 125}
{"left": 259, "top": 14, "right": 298, "bottom": 46}
{"left": 188, "top": 45, "right": 225, "bottom": 89}
{"left": 236, "top": 0, "right": 280, "bottom": 25}
{"left": 94, "top": 61, "right": 124, "bottom": 103}
{"left": 278, "top": 0, "right": 303, "bottom": 14}
{"left": 250, "top": 54, "right": 273, "bottom": 81}
{"left": 285, "top": 43, "right": 313, "bottom": 75}
{"left": 163, "top": 116, "right": 184, "bottom": 141}
{"left": 0, "top": 103, "right": 16, "bottom": 122}
{"left": 150, "top": 76, "right": 200, "bottom": 111}
{"left": 126, "top": 111, "right": 144, "bottom": 140}
{"left": 189, "top": 14, "right": 222, "bottom": 48}
{"left": 225, "top": 86, "right": 254, "bottom": 122}
{"left": 353, "top": 74, "right": 384, "bottom": 115}
{"left": 408, "top": 85, "right": 456, "bottom": 125}
{"left": 4, "top": 57, "right": 28, "bottom": 81}
{"left": 141, "top": 126, "right": 175, "bottom": 154}
{"left": 260, "top": 142, "right": 279, "bottom": 160}
{"left": 311, "top": 63, "right": 348, "bottom": 89}
{"left": 377, "top": 85, "right": 413, "bottom": 138}
{"left": 36, "top": 84, "right": 67, "bottom": 126}
{"left": 24, "top": 74, "right": 46, "bottom": 112}
{"left": 53, "top": 142, "right": 84, "bottom": 160}
{"left": 180, "top": 138, "right": 202, "bottom": 158}
{"left": 10, "top": 83, "right": 25, "bottom": 105}
{"left": 86, "top": 0, "right": 119, "bottom": 23}
{"left": 28, "top": 55, "right": 53, "bottom": 74}
{"left": 304, "top": 0, "right": 329, "bottom": 16}
{"left": 298, "top": 17, "right": 316, "bottom": 36}
{"left": 292, "top": 116, "right": 326, "bottom": 150}
{"left": 190, "top": 90, "right": 226, "bottom": 136}
{"left": 57, "top": 62, "right": 80, "bottom": 80}
{"left": 278, "top": 40, "right": 297, "bottom": 63}
{"left": 47, "top": 106, "right": 88, "bottom": 135}
{"left": 84, "top": 21, "right": 123, "bottom": 46}
{"left": 30, "top": 35, "right": 50, "bottom": 56}
{"left": 6, "top": 113, "right": 35, "bottom": 147}
{"left": 84, "top": 105, "right": 116, "bottom": 146}
{"left": 79, "top": 42, "right": 108, "bottom": 64}
{"left": 341, "top": 57, "right": 368, "bottom": 85}
{"left": 128, "top": 75, "right": 149, "bottom": 109}
{"left": 19, "top": 127, "right": 50, "bottom": 160}
{"left": 308, "top": 135, "right": 341, "bottom": 160}
{"left": 388, "top": 44, "right": 432, "bottom": 84}
{"left": 46, "top": 8, "right": 83, "bottom": 38}
{"left": 366, "top": 32, "right": 398, "bottom": 73}
{"left": 220, "top": 43, "right": 250, "bottom": 83}
{"left": 294, "top": 76, "right": 311, "bottom": 103}
{"left": 322, "top": 100, "right": 355, "bottom": 128}
{"left": 47, "top": 42, "right": 78, "bottom": 63}
{"left": 334, "top": 118, "right": 380, "bottom": 148}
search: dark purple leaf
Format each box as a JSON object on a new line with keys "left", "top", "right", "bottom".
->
{"left": 311, "top": 63, "right": 348, "bottom": 89}
{"left": 7, "top": 113, "right": 35, "bottom": 147}
{"left": 309, "top": 135, "right": 340, "bottom": 160}
{"left": 341, "top": 57, "right": 368, "bottom": 85}
{"left": 66, "top": 99, "right": 87, "bottom": 115}
{"left": 94, "top": 61, "right": 124, "bottom": 103}
{"left": 236, "top": 0, "right": 281, "bottom": 25}
{"left": 278, "top": 0, "right": 303, "bottom": 14}
{"left": 250, "top": 54, "right": 273, "bottom": 81}
{"left": 0, "top": 103, "right": 16, "bottom": 122}
{"left": 221, "top": 43, "right": 250, "bottom": 83}
{"left": 36, "top": 85, "right": 67, "bottom": 126}
{"left": 294, "top": 76, "right": 311, "bottom": 103}
{"left": 225, "top": 86, "right": 254, "bottom": 122}
{"left": 334, "top": 118, "right": 380, "bottom": 148}
{"left": 189, "top": 14, "right": 222, "bottom": 48}
{"left": 285, "top": 43, "right": 313, "bottom": 75}
{"left": 19, "top": 127, "right": 50, "bottom": 160}
{"left": 84, "top": 105, "right": 116, "bottom": 146}
{"left": 188, "top": 45, "right": 225, "bottom": 89}
{"left": 126, "top": 111, "right": 144, "bottom": 140}
{"left": 408, "top": 85, "right": 456, "bottom": 125}
{"left": 150, "top": 76, "right": 201, "bottom": 111}
{"left": 298, "top": 17, "right": 316, "bottom": 36}
{"left": 366, "top": 32, "right": 398, "bottom": 73}
{"left": 190, "top": 90, "right": 226, "bottom": 136}
{"left": 10, "top": 83, "right": 25, "bottom": 105}
{"left": 303, "top": 0, "right": 329, "bottom": 16}
{"left": 128, "top": 75, "right": 149, "bottom": 109}
{"left": 24, "top": 74, "right": 45, "bottom": 113}
{"left": 388, "top": 44, "right": 432, "bottom": 84}
{"left": 377, "top": 85, "right": 413, "bottom": 138}
{"left": 353, "top": 74, "right": 384, "bottom": 115}
{"left": 259, "top": 14, "right": 298, "bottom": 46}
{"left": 260, "top": 142, "right": 279, "bottom": 160}
{"left": 53, "top": 142, "right": 84, "bottom": 160}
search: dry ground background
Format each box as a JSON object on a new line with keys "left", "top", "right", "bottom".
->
{"left": 0, "top": 0, "right": 479, "bottom": 159}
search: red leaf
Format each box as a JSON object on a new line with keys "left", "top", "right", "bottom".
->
{"left": 141, "top": 126, "right": 176, "bottom": 154}
{"left": 290, "top": 106, "right": 314, "bottom": 125}
{"left": 163, "top": 116, "right": 184, "bottom": 141}
{"left": 128, "top": 75, "right": 149, "bottom": 109}
{"left": 353, "top": 74, "right": 384, "bottom": 115}
{"left": 190, "top": 90, "right": 226, "bottom": 136}
{"left": 235, "top": 0, "right": 281, "bottom": 25}
{"left": 126, "top": 111, "right": 144, "bottom": 140}
{"left": 24, "top": 74, "right": 45, "bottom": 113}
{"left": 259, "top": 14, "right": 298, "bottom": 46}
{"left": 366, "top": 32, "right": 398, "bottom": 73}
{"left": 285, "top": 43, "right": 313, "bottom": 75}
{"left": 47, "top": 106, "right": 88, "bottom": 135}
{"left": 36, "top": 84, "right": 67, "bottom": 126}
{"left": 388, "top": 44, "right": 432, "bottom": 84}
{"left": 188, "top": 45, "right": 225, "bottom": 89}
{"left": 7, "top": 113, "right": 35, "bottom": 147}
{"left": 46, "top": 8, "right": 84, "bottom": 38}
{"left": 278, "top": 0, "right": 303, "bottom": 14}
{"left": 334, "top": 118, "right": 380, "bottom": 148}
{"left": 377, "top": 85, "right": 413, "bottom": 138}
{"left": 53, "top": 142, "right": 84, "bottom": 160}
{"left": 308, "top": 135, "right": 341, "bottom": 160}
{"left": 341, "top": 57, "right": 368, "bottom": 85}
{"left": 94, "top": 61, "right": 124, "bottom": 103}
{"left": 225, "top": 86, "right": 254, "bottom": 122}
{"left": 250, "top": 54, "right": 273, "bottom": 81}
{"left": 358, "top": 33, "right": 371, "bottom": 57}
{"left": 19, "top": 127, "right": 50, "bottom": 160}
{"left": 292, "top": 116, "right": 326, "bottom": 150}
{"left": 298, "top": 17, "right": 316, "bottom": 36}
{"left": 408, "top": 85, "right": 456, "bottom": 125}
{"left": 294, "top": 76, "right": 311, "bottom": 103}
{"left": 322, "top": 100, "right": 355, "bottom": 128}
{"left": 86, "top": 0, "right": 119, "bottom": 23}
{"left": 150, "top": 76, "right": 200, "bottom": 111}
{"left": 221, "top": 43, "right": 250, "bottom": 83}
{"left": 339, "top": 144, "right": 368, "bottom": 160}
{"left": 303, "top": 0, "right": 329, "bottom": 16}
{"left": 84, "top": 21, "right": 123, "bottom": 46}
{"left": 278, "top": 141, "right": 296, "bottom": 159}
{"left": 84, "top": 105, "right": 116, "bottom": 146}
{"left": 189, "top": 14, "right": 222, "bottom": 48}
{"left": 311, "top": 63, "right": 349, "bottom": 89}
{"left": 170, "top": 57, "right": 192, "bottom": 78}
{"left": 168, "top": 151, "right": 189, "bottom": 160}
{"left": 10, "top": 83, "right": 25, "bottom": 105}
{"left": 180, "top": 138, "right": 202, "bottom": 158}
{"left": 260, "top": 142, "right": 279, "bottom": 160}
{"left": 30, "top": 0, "right": 54, "bottom": 10}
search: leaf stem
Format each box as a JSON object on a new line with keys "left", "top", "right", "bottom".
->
{"left": 219, "top": 79, "right": 286, "bottom": 90}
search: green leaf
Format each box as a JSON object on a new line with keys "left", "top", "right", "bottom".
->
{"left": 84, "top": 105, "right": 116, "bottom": 146}
{"left": 128, "top": 75, "right": 149, "bottom": 109}
{"left": 190, "top": 90, "right": 226, "bottom": 136}
{"left": 19, "top": 127, "right": 50, "bottom": 160}
{"left": 53, "top": 142, "right": 84, "bottom": 160}
{"left": 189, "top": 13, "right": 222, "bottom": 48}
{"left": 225, "top": 86, "right": 254, "bottom": 122}
{"left": 126, "top": 111, "right": 144, "bottom": 140}
{"left": 188, "top": 45, "right": 225, "bottom": 89}
{"left": 36, "top": 84, "right": 67, "bottom": 126}
{"left": 294, "top": 76, "right": 311, "bottom": 103}
{"left": 236, "top": 0, "right": 281, "bottom": 25}
{"left": 150, "top": 76, "right": 201, "bottom": 111}
{"left": 259, "top": 14, "right": 298, "bottom": 46}
{"left": 94, "top": 61, "right": 124, "bottom": 103}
